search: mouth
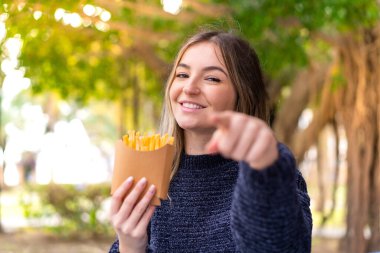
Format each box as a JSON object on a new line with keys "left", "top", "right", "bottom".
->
{"left": 179, "top": 101, "right": 206, "bottom": 110}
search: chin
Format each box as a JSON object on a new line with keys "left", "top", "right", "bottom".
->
{"left": 177, "top": 122, "right": 215, "bottom": 135}
{"left": 177, "top": 121, "right": 199, "bottom": 131}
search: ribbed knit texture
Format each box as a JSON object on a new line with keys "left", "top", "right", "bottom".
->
{"left": 109, "top": 143, "right": 312, "bottom": 253}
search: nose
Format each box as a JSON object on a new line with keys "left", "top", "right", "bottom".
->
{"left": 183, "top": 79, "right": 200, "bottom": 95}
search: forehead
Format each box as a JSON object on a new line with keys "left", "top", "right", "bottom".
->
{"left": 179, "top": 41, "right": 225, "bottom": 67}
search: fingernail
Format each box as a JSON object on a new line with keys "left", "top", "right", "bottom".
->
{"left": 148, "top": 185, "right": 156, "bottom": 194}
{"left": 126, "top": 176, "right": 133, "bottom": 183}
{"left": 139, "top": 177, "right": 147, "bottom": 186}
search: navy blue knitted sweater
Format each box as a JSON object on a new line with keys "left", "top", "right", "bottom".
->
{"left": 109, "top": 143, "right": 312, "bottom": 252}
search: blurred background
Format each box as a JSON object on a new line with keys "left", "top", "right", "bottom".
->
{"left": 0, "top": 0, "right": 379, "bottom": 252}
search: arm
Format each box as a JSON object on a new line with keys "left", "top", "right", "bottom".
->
{"left": 231, "top": 143, "right": 312, "bottom": 252}
{"left": 205, "top": 111, "right": 312, "bottom": 253}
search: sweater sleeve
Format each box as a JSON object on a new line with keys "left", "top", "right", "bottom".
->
{"left": 231, "top": 143, "right": 312, "bottom": 253}
{"left": 108, "top": 239, "right": 120, "bottom": 253}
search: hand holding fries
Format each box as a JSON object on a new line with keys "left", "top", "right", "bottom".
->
{"left": 110, "top": 176, "right": 156, "bottom": 253}
{"left": 205, "top": 111, "right": 278, "bottom": 170}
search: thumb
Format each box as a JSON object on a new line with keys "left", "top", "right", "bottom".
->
{"left": 205, "top": 129, "right": 222, "bottom": 153}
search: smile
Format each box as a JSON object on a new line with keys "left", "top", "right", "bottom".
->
{"left": 182, "top": 102, "right": 204, "bottom": 109}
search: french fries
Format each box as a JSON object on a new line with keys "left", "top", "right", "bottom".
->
{"left": 122, "top": 131, "right": 174, "bottom": 151}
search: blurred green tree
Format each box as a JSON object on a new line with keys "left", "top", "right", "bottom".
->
{"left": 2, "top": 0, "right": 227, "bottom": 134}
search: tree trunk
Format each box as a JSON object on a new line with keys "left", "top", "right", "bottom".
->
{"left": 274, "top": 25, "right": 380, "bottom": 253}
{"left": 321, "top": 119, "right": 341, "bottom": 226}
{"left": 291, "top": 65, "right": 339, "bottom": 162}
{"left": 338, "top": 28, "right": 380, "bottom": 253}
{"left": 367, "top": 25, "right": 380, "bottom": 252}
{"left": 273, "top": 65, "right": 327, "bottom": 146}
{"left": 316, "top": 131, "right": 327, "bottom": 213}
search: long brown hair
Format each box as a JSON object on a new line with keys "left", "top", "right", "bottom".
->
{"left": 160, "top": 29, "right": 269, "bottom": 179}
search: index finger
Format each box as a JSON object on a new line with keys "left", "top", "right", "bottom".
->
{"left": 208, "top": 111, "right": 233, "bottom": 130}
{"left": 110, "top": 176, "right": 134, "bottom": 215}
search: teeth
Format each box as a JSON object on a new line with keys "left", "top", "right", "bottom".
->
{"left": 182, "top": 102, "right": 203, "bottom": 109}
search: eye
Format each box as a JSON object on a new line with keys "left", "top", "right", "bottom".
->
{"left": 175, "top": 72, "right": 189, "bottom": 79}
{"left": 205, "top": 76, "right": 221, "bottom": 83}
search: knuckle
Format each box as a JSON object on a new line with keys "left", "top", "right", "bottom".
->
{"left": 143, "top": 194, "right": 153, "bottom": 204}
{"left": 231, "top": 145, "right": 244, "bottom": 160}
{"left": 115, "top": 223, "right": 124, "bottom": 231}
{"left": 239, "top": 113, "right": 249, "bottom": 122}
{"left": 231, "top": 151, "right": 243, "bottom": 161}
{"left": 131, "top": 230, "right": 145, "bottom": 240}
{"left": 123, "top": 197, "right": 135, "bottom": 208}
{"left": 112, "top": 219, "right": 124, "bottom": 231}
{"left": 110, "top": 218, "right": 117, "bottom": 228}
{"left": 260, "top": 128, "right": 273, "bottom": 141}
{"left": 234, "top": 114, "right": 247, "bottom": 126}
{"left": 121, "top": 225, "right": 133, "bottom": 235}
{"left": 112, "top": 193, "right": 124, "bottom": 203}
{"left": 224, "top": 111, "right": 233, "bottom": 117}
{"left": 248, "top": 145, "right": 259, "bottom": 158}
{"left": 134, "top": 202, "right": 148, "bottom": 214}
{"left": 247, "top": 120, "right": 259, "bottom": 132}
{"left": 219, "top": 142, "right": 231, "bottom": 155}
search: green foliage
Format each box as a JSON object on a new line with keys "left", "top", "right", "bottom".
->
{"left": 1, "top": 0, "right": 225, "bottom": 130}
{"left": 2, "top": 1, "right": 155, "bottom": 105}
{"left": 230, "top": 0, "right": 380, "bottom": 79}
{"left": 19, "top": 183, "right": 113, "bottom": 238}
{"left": 2, "top": 0, "right": 380, "bottom": 124}
{"left": 3, "top": 2, "right": 120, "bottom": 103}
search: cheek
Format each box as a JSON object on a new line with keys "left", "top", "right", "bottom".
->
{"left": 213, "top": 87, "right": 236, "bottom": 110}
{"left": 229, "top": 90, "right": 237, "bottom": 110}
{"left": 227, "top": 85, "right": 237, "bottom": 110}
{"left": 168, "top": 85, "right": 177, "bottom": 104}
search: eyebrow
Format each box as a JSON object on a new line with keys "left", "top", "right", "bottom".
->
{"left": 177, "top": 63, "right": 228, "bottom": 77}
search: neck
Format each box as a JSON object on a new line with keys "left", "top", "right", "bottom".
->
{"left": 184, "top": 130, "right": 214, "bottom": 155}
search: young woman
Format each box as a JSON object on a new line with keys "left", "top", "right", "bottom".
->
{"left": 109, "top": 30, "right": 312, "bottom": 253}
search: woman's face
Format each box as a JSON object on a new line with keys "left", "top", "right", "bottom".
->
{"left": 169, "top": 41, "right": 237, "bottom": 133}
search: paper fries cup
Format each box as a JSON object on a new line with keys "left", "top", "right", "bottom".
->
{"left": 111, "top": 140, "right": 175, "bottom": 206}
